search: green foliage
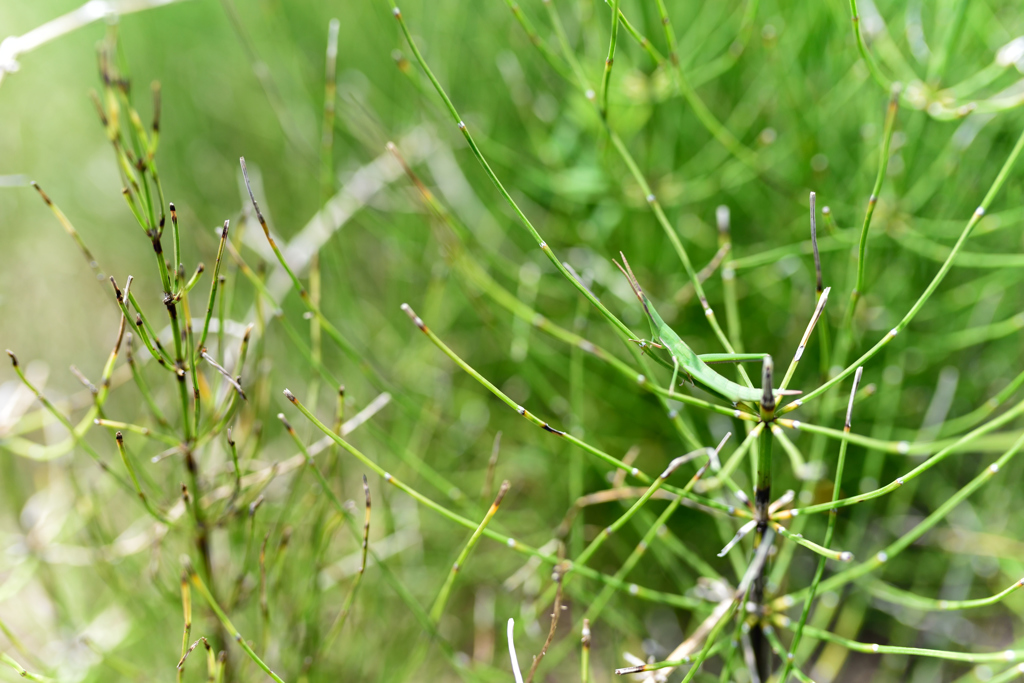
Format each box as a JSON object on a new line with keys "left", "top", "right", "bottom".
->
{"left": 3, "top": 1, "right": 1024, "bottom": 682}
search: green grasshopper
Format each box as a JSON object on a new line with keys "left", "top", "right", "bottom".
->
{"left": 615, "top": 253, "right": 799, "bottom": 406}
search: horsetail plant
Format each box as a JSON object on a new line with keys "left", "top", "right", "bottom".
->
{"left": 5, "top": 2, "right": 1024, "bottom": 683}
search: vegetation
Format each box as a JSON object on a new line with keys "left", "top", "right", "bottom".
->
{"left": 2, "top": 1, "right": 1024, "bottom": 681}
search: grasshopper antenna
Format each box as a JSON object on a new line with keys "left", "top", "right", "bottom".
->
{"left": 612, "top": 252, "right": 650, "bottom": 317}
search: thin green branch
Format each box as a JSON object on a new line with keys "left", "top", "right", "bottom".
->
{"left": 782, "top": 123, "right": 1024, "bottom": 413}
{"left": 184, "top": 558, "right": 286, "bottom": 683}
{"left": 780, "top": 368, "right": 862, "bottom": 683}
{"left": 598, "top": 0, "right": 620, "bottom": 117}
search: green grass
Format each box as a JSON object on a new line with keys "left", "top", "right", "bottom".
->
{"left": 3, "top": 1, "right": 1024, "bottom": 681}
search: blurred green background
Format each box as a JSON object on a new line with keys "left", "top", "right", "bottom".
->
{"left": 3, "top": 0, "right": 1024, "bottom": 681}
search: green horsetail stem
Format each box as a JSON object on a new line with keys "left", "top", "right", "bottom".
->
{"left": 780, "top": 367, "right": 863, "bottom": 683}
{"left": 183, "top": 557, "right": 286, "bottom": 683}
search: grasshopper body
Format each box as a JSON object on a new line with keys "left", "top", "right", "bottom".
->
{"left": 617, "top": 255, "right": 773, "bottom": 405}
